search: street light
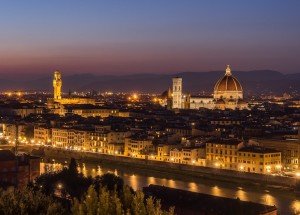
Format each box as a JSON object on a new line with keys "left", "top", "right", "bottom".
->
{"left": 57, "top": 183, "right": 63, "bottom": 189}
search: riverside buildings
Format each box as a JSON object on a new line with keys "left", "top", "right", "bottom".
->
{"left": 0, "top": 68, "right": 299, "bottom": 177}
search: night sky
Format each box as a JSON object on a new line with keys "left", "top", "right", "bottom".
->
{"left": 1, "top": 0, "right": 299, "bottom": 76}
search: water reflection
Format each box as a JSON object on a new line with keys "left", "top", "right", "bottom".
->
{"left": 168, "top": 179, "right": 176, "bottom": 188}
{"left": 211, "top": 185, "right": 223, "bottom": 197}
{"left": 188, "top": 182, "right": 198, "bottom": 192}
{"left": 261, "top": 194, "right": 277, "bottom": 208}
{"left": 129, "top": 174, "right": 138, "bottom": 190}
{"left": 236, "top": 188, "right": 248, "bottom": 201}
{"left": 291, "top": 200, "right": 300, "bottom": 214}
{"left": 40, "top": 162, "right": 299, "bottom": 214}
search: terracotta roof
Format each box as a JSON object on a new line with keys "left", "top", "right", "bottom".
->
{"left": 214, "top": 75, "right": 242, "bottom": 92}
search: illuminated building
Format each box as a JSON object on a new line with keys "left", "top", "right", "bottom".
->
{"left": 255, "top": 138, "right": 300, "bottom": 170}
{"left": 48, "top": 70, "right": 95, "bottom": 109}
{"left": 213, "top": 65, "right": 247, "bottom": 110}
{"left": 156, "top": 144, "right": 173, "bottom": 161}
{"left": 172, "top": 77, "right": 183, "bottom": 109}
{"left": 66, "top": 105, "right": 119, "bottom": 118}
{"left": 167, "top": 65, "right": 248, "bottom": 110}
{"left": 88, "top": 129, "right": 131, "bottom": 153}
{"left": 237, "top": 146, "right": 281, "bottom": 174}
{"left": 124, "top": 137, "right": 154, "bottom": 158}
{"left": 2, "top": 123, "right": 27, "bottom": 143}
{"left": 52, "top": 128, "right": 90, "bottom": 150}
{"left": 53, "top": 70, "right": 62, "bottom": 100}
{"left": 206, "top": 139, "right": 244, "bottom": 170}
{"left": 34, "top": 126, "right": 52, "bottom": 145}
{"left": 169, "top": 146, "right": 205, "bottom": 165}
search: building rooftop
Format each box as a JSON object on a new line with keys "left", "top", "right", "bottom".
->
{"left": 209, "top": 138, "right": 242, "bottom": 145}
{"left": 239, "top": 146, "right": 280, "bottom": 154}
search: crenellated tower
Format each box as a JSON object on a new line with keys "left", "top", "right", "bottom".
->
{"left": 53, "top": 70, "right": 62, "bottom": 100}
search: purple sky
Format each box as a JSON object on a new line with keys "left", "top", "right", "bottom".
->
{"left": 0, "top": 0, "right": 300, "bottom": 77}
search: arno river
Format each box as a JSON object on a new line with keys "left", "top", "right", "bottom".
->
{"left": 41, "top": 161, "right": 300, "bottom": 214}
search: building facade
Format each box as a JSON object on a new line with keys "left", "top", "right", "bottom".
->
{"left": 206, "top": 139, "right": 244, "bottom": 170}
{"left": 238, "top": 146, "right": 281, "bottom": 174}
{"left": 48, "top": 70, "right": 95, "bottom": 109}
{"left": 0, "top": 150, "right": 40, "bottom": 188}
{"left": 124, "top": 137, "right": 154, "bottom": 158}
{"left": 167, "top": 65, "right": 248, "bottom": 110}
{"left": 172, "top": 77, "right": 183, "bottom": 109}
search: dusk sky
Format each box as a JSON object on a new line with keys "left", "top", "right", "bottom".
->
{"left": 1, "top": 0, "right": 300, "bottom": 77}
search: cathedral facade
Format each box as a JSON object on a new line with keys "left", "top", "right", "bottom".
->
{"left": 167, "top": 65, "right": 248, "bottom": 110}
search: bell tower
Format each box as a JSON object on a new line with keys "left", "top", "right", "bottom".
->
{"left": 172, "top": 77, "right": 183, "bottom": 109}
{"left": 53, "top": 70, "right": 62, "bottom": 100}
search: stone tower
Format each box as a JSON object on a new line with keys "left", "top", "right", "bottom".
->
{"left": 172, "top": 77, "right": 183, "bottom": 109}
{"left": 53, "top": 70, "right": 62, "bottom": 100}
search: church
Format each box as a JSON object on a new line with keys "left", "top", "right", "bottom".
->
{"left": 167, "top": 65, "right": 248, "bottom": 110}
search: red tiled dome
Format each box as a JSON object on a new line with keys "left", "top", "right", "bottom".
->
{"left": 214, "top": 65, "right": 242, "bottom": 93}
{"left": 214, "top": 75, "right": 242, "bottom": 92}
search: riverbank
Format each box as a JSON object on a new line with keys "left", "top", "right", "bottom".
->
{"left": 32, "top": 146, "right": 297, "bottom": 190}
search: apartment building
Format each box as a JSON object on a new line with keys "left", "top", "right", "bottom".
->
{"left": 124, "top": 137, "right": 154, "bottom": 158}
{"left": 52, "top": 128, "right": 89, "bottom": 150}
{"left": 88, "top": 130, "right": 131, "bottom": 153}
{"left": 256, "top": 138, "right": 300, "bottom": 170}
{"left": 169, "top": 146, "right": 206, "bottom": 165}
{"left": 34, "top": 126, "right": 51, "bottom": 145}
{"left": 238, "top": 146, "right": 281, "bottom": 174}
{"left": 206, "top": 139, "right": 244, "bottom": 170}
{"left": 2, "top": 123, "right": 27, "bottom": 143}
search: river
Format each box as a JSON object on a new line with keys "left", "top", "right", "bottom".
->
{"left": 41, "top": 161, "right": 300, "bottom": 215}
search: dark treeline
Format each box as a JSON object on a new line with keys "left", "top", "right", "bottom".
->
{"left": 0, "top": 158, "right": 174, "bottom": 215}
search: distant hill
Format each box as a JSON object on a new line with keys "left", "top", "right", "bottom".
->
{"left": 0, "top": 70, "right": 299, "bottom": 95}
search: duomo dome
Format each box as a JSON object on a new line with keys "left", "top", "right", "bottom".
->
{"left": 213, "top": 65, "right": 243, "bottom": 100}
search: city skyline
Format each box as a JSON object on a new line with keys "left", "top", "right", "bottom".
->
{"left": 1, "top": 1, "right": 300, "bottom": 75}
{"left": 1, "top": 2, "right": 300, "bottom": 215}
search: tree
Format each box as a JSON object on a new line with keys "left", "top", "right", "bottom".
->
{"left": 131, "top": 191, "right": 147, "bottom": 215}
{"left": 0, "top": 188, "right": 67, "bottom": 215}
{"left": 71, "top": 186, "right": 174, "bottom": 215}
{"left": 93, "top": 173, "right": 124, "bottom": 194}
{"left": 35, "top": 158, "right": 92, "bottom": 199}
{"left": 69, "top": 157, "right": 79, "bottom": 176}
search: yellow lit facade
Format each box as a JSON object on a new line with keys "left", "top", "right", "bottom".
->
{"left": 48, "top": 70, "right": 95, "bottom": 108}
{"left": 124, "top": 138, "right": 154, "bottom": 158}
{"left": 34, "top": 127, "right": 51, "bottom": 145}
{"left": 72, "top": 108, "right": 119, "bottom": 118}
{"left": 238, "top": 147, "right": 282, "bottom": 174}
{"left": 156, "top": 145, "right": 173, "bottom": 161}
{"left": 2, "top": 123, "right": 26, "bottom": 143}
{"left": 255, "top": 138, "right": 300, "bottom": 170}
{"left": 88, "top": 130, "right": 131, "bottom": 153}
{"left": 206, "top": 140, "right": 244, "bottom": 170}
{"left": 52, "top": 128, "right": 89, "bottom": 150}
{"left": 169, "top": 147, "right": 206, "bottom": 165}
{"left": 53, "top": 70, "right": 62, "bottom": 100}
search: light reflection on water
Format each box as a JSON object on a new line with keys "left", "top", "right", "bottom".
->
{"left": 40, "top": 162, "right": 300, "bottom": 214}
{"left": 292, "top": 200, "right": 300, "bottom": 214}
